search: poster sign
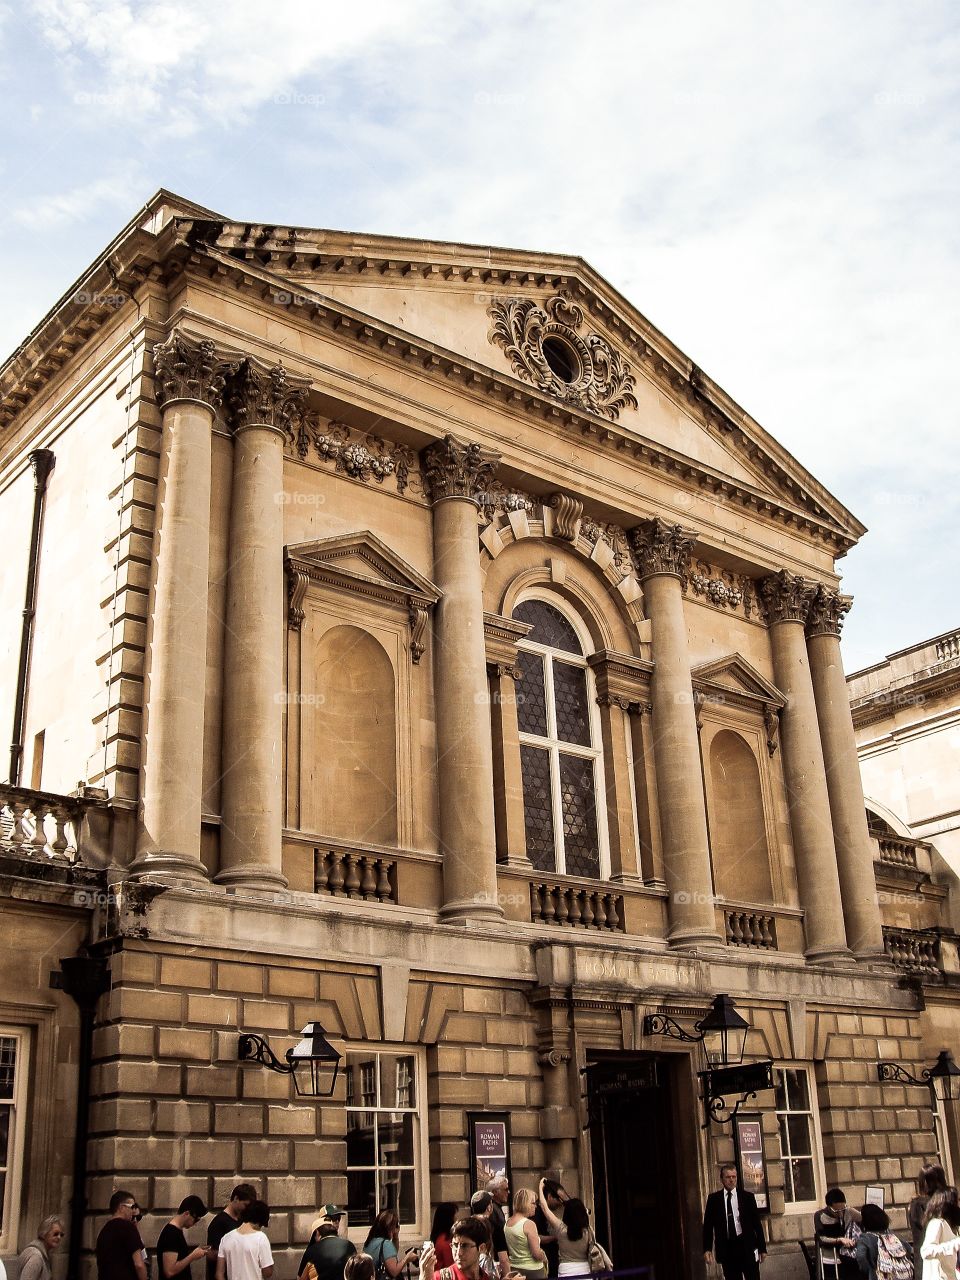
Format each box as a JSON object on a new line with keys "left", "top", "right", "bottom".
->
{"left": 866, "top": 1185, "right": 885, "bottom": 1209}
{"left": 734, "top": 1114, "right": 770, "bottom": 1213}
{"left": 468, "top": 1112, "right": 513, "bottom": 1190}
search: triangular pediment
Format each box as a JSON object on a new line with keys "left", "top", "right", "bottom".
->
{"left": 692, "top": 654, "right": 785, "bottom": 707}
{"left": 1, "top": 189, "right": 866, "bottom": 553}
{"left": 286, "top": 531, "right": 441, "bottom": 604}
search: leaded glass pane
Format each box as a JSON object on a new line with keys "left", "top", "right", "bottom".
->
{"left": 552, "top": 661, "right": 591, "bottom": 746}
{"left": 520, "top": 745, "right": 556, "bottom": 871}
{"left": 516, "top": 650, "right": 548, "bottom": 737}
{"left": 558, "top": 754, "right": 600, "bottom": 878}
{"left": 513, "top": 601, "right": 582, "bottom": 654}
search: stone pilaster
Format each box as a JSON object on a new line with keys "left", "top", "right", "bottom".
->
{"left": 759, "top": 570, "right": 853, "bottom": 966}
{"left": 216, "top": 360, "right": 309, "bottom": 892}
{"left": 423, "top": 434, "right": 503, "bottom": 923}
{"left": 629, "top": 519, "right": 721, "bottom": 948}
{"left": 132, "top": 331, "right": 228, "bottom": 883}
{"left": 806, "top": 586, "right": 887, "bottom": 963}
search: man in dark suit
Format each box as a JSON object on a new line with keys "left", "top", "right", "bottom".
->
{"left": 703, "top": 1164, "right": 766, "bottom": 1280}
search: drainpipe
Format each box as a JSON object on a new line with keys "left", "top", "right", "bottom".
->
{"left": 8, "top": 448, "right": 55, "bottom": 785}
{"left": 54, "top": 951, "right": 111, "bottom": 1280}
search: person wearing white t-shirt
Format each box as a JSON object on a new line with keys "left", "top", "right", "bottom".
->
{"left": 216, "top": 1201, "right": 274, "bottom": 1280}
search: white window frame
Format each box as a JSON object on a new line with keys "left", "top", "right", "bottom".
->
{"left": 343, "top": 1044, "right": 429, "bottom": 1243}
{"left": 515, "top": 590, "right": 610, "bottom": 879}
{"left": 0, "top": 1027, "right": 29, "bottom": 1253}
{"left": 774, "top": 1063, "right": 825, "bottom": 1215}
{"left": 933, "top": 1094, "right": 956, "bottom": 1184}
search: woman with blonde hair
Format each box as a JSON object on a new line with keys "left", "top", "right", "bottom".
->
{"left": 909, "top": 1165, "right": 948, "bottom": 1280}
{"left": 504, "top": 1191, "right": 546, "bottom": 1280}
{"left": 17, "top": 1216, "right": 65, "bottom": 1280}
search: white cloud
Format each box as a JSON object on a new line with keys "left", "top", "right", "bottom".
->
{"left": 12, "top": 172, "right": 137, "bottom": 228}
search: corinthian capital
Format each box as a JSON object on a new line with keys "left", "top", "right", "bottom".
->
{"left": 153, "top": 330, "right": 229, "bottom": 410}
{"left": 227, "top": 358, "right": 310, "bottom": 436}
{"left": 421, "top": 433, "right": 500, "bottom": 505}
{"left": 758, "top": 569, "right": 817, "bottom": 625}
{"left": 806, "top": 584, "right": 853, "bottom": 638}
{"left": 628, "top": 517, "right": 698, "bottom": 582}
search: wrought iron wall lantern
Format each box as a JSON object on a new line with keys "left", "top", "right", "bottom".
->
{"left": 238, "top": 1021, "right": 342, "bottom": 1098}
{"left": 877, "top": 1048, "right": 960, "bottom": 1106}
{"left": 642, "top": 993, "right": 773, "bottom": 1128}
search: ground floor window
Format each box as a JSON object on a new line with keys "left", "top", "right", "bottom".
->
{"left": 344, "top": 1048, "right": 426, "bottom": 1234}
{"left": 775, "top": 1064, "right": 823, "bottom": 1213}
{"left": 0, "top": 1028, "right": 28, "bottom": 1252}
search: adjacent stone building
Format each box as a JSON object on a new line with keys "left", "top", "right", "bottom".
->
{"left": 2, "top": 190, "right": 959, "bottom": 1280}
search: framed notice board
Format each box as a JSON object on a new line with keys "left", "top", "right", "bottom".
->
{"left": 734, "top": 1113, "right": 770, "bottom": 1213}
{"left": 468, "top": 1111, "right": 514, "bottom": 1190}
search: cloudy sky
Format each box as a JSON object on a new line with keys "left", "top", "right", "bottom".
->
{"left": 1, "top": 0, "right": 957, "bottom": 671}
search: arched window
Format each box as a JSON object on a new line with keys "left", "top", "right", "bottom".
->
{"left": 512, "top": 597, "right": 606, "bottom": 878}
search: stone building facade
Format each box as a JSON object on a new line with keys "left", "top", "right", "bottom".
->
{"left": 2, "top": 190, "right": 959, "bottom": 1279}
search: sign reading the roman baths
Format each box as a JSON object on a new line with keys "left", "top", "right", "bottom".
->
{"left": 468, "top": 1112, "right": 513, "bottom": 1189}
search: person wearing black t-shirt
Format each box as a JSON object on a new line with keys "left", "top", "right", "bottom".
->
{"left": 298, "top": 1221, "right": 355, "bottom": 1280}
{"left": 207, "top": 1186, "right": 258, "bottom": 1280}
{"left": 157, "top": 1196, "right": 210, "bottom": 1280}
{"left": 96, "top": 1190, "right": 147, "bottom": 1280}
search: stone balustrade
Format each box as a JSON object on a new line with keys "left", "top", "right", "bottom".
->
{"left": 877, "top": 835, "right": 921, "bottom": 869}
{"left": 724, "top": 909, "right": 778, "bottom": 949}
{"left": 530, "top": 880, "right": 625, "bottom": 931}
{"left": 314, "top": 846, "right": 397, "bottom": 903}
{"left": 935, "top": 633, "right": 960, "bottom": 662}
{"left": 882, "top": 926, "right": 941, "bottom": 976}
{"left": 0, "top": 785, "right": 84, "bottom": 862}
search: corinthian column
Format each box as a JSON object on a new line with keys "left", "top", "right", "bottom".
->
{"left": 422, "top": 434, "right": 503, "bottom": 924}
{"left": 215, "top": 360, "right": 308, "bottom": 891}
{"left": 132, "top": 331, "right": 227, "bottom": 883}
{"left": 806, "top": 587, "right": 887, "bottom": 962}
{"left": 759, "top": 571, "right": 852, "bottom": 965}
{"left": 629, "top": 519, "right": 721, "bottom": 949}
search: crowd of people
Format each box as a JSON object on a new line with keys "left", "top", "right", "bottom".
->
{"left": 54, "top": 1172, "right": 605, "bottom": 1280}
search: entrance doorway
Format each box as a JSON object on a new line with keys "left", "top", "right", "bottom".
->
{"left": 587, "top": 1053, "right": 698, "bottom": 1280}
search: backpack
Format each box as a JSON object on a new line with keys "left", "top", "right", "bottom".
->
{"left": 875, "top": 1232, "right": 912, "bottom": 1280}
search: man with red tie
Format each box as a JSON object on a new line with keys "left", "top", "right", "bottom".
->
{"left": 703, "top": 1165, "right": 766, "bottom": 1279}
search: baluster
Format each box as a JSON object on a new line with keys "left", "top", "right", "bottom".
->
{"left": 327, "top": 852, "right": 345, "bottom": 895}
{"left": 592, "top": 893, "right": 607, "bottom": 929}
{"left": 553, "top": 887, "right": 568, "bottom": 926}
{"left": 375, "top": 859, "right": 392, "bottom": 902}
{"left": 609, "top": 896, "right": 624, "bottom": 936}
{"left": 28, "top": 804, "right": 48, "bottom": 855}
{"left": 50, "top": 805, "right": 70, "bottom": 857}
{"left": 530, "top": 884, "right": 541, "bottom": 922}
{"left": 541, "top": 886, "right": 556, "bottom": 925}
{"left": 760, "top": 915, "right": 775, "bottom": 948}
{"left": 7, "top": 799, "right": 28, "bottom": 851}
{"left": 565, "top": 890, "right": 579, "bottom": 927}
{"left": 344, "top": 853, "right": 361, "bottom": 898}
{"left": 746, "top": 914, "right": 760, "bottom": 947}
{"left": 580, "top": 892, "right": 594, "bottom": 929}
{"left": 728, "top": 913, "right": 743, "bottom": 946}
{"left": 360, "top": 856, "right": 377, "bottom": 900}
{"left": 314, "top": 850, "right": 330, "bottom": 893}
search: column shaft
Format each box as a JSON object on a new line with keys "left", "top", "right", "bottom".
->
{"left": 761, "top": 572, "right": 852, "bottom": 965}
{"left": 807, "top": 590, "right": 886, "bottom": 961}
{"left": 218, "top": 426, "right": 286, "bottom": 889}
{"left": 630, "top": 520, "right": 720, "bottom": 948}
{"left": 424, "top": 435, "right": 503, "bottom": 923}
{"left": 133, "top": 333, "right": 225, "bottom": 882}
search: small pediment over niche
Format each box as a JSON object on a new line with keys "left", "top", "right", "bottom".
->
{"left": 691, "top": 654, "right": 785, "bottom": 708}
{"left": 691, "top": 654, "right": 785, "bottom": 755}
{"left": 285, "top": 532, "right": 441, "bottom": 663}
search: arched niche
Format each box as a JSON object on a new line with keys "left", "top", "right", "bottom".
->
{"left": 314, "top": 624, "right": 398, "bottom": 845}
{"left": 708, "top": 729, "right": 773, "bottom": 903}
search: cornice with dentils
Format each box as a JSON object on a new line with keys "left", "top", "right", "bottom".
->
{"left": 0, "top": 211, "right": 863, "bottom": 556}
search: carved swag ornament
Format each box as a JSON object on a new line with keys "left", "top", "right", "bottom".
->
{"left": 488, "top": 292, "right": 638, "bottom": 421}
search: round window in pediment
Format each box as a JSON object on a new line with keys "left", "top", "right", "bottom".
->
{"left": 542, "top": 336, "right": 580, "bottom": 384}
